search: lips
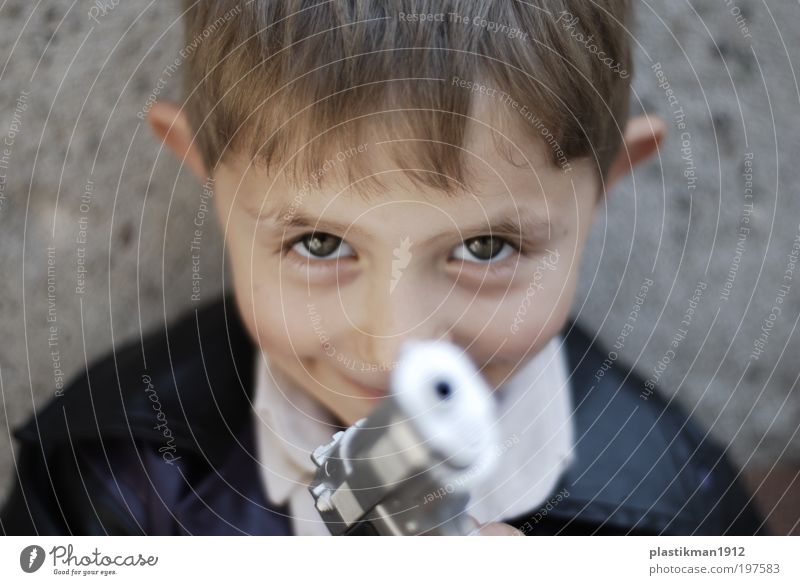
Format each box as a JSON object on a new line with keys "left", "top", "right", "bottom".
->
{"left": 337, "top": 371, "right": 387, "bottom": 399}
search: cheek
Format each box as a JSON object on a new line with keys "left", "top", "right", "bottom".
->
{"left": 224, "top": 235, "right": 330, "bottom": 361}
{"left": 453, "top": 260, "right": 578, "bottom": 364}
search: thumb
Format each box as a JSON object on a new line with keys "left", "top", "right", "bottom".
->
{"left": 467, "top": 516, "right": 524, "bottom": 536}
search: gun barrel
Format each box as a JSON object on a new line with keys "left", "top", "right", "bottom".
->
{"left": 308, "top": 339, "right": 498, "bottom": 535}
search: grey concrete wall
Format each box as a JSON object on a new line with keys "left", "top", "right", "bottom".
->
{"left": 1, "top": 1, "right": 798, "bottom": 526}
{"left": 576, "top": 1, "right": 800, "bottom": 472}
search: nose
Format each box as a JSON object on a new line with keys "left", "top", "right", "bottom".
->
{"left": 352, "top": 271, "right": 452, "bottom": 372}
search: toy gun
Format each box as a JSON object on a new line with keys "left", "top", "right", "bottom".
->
{"left": 308, "top": 340, "right": 498, "bottom": 535}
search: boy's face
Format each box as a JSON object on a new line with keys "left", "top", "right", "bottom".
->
{"left": 211, "top": 104, "right": 601, "bottom": 427}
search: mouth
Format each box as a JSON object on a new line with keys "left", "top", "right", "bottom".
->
{"left": 337, "top": 370, "right": 387, "bottom": 399}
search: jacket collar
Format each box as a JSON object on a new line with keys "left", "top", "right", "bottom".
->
{"left": 523, "top": 321, "right": 701, "bottom": 534}
{"left": 16, "top": 294, "right": 254, "bottom": 471}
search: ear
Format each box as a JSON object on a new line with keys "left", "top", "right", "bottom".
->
{"left": 604, "top": 113, "right": 666, "bottom": 193}
{"left": 146, "top": 100, "right": 209, "bottom": 181}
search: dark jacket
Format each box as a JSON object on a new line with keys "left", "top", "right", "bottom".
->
{"left": 0, "top": 295, "right": 767, "bottom": 535}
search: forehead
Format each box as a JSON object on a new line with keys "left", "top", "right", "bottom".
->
{"left": 224, "top": 93, "right": 594, "bottom": 222}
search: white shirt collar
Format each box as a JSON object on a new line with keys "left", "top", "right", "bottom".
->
{"left": 252, "top": 336, "right": 575, "bottom": 535}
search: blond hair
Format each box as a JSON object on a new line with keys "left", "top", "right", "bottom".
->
{"left": 180, "top": 0, "right": 632, "bottom": 192}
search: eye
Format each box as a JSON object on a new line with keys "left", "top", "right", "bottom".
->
{"left": 452, "top": 236, "right": 516, "bottom": 263}
{"left": 290, "top": 232, "right": 355, "bottom": 260}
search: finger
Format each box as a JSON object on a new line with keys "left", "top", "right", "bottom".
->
{"left": 471, "top": 522, "right": 524, "bottom": 536}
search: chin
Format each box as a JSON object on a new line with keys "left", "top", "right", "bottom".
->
{"left": 328, "top": 403, "right": 365, "bottom": 428}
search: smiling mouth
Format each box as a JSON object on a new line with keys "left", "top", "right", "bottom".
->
{"left": 337, "top": 371, "right": 387, "bottom": 399}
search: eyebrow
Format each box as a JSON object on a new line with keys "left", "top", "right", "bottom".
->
{"left": 251, "top": 203, "right": 553, "bottom": 244}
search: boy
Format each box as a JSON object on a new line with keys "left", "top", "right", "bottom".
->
{"left": 1, "top": 0, "right": 766, "bottom": 535}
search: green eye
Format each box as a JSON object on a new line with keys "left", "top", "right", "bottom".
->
{"left": 453, "top": 236, "right": 514, "bottom": 263}
{"left": 292, "top": 232, "right": 354, "bottom": 260}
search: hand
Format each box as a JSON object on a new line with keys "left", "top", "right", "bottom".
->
{"left": 467, "top": 515, "right": 524, "bottom": 536}
{"left": 472, "top": 522, "right": 524, "bottom": 535}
